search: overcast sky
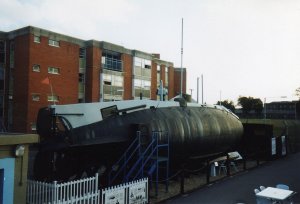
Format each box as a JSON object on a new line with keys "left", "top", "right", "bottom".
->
{"left": 1, "top": 0, "right": 300, "bottom": 104}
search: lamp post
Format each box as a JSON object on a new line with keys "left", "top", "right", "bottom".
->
{"left": 264, "top": 96, "right": 287, "bottom": 119}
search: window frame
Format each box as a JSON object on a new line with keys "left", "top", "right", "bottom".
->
{"left": 48, "top": 39, "right": 60, "bottom": 47}
{"left": 48, "top": 66, "right": 60, "bottom": 74}
{"left": 34, "top": 36, "right": 41, "bottom": 43}
{"left": 31, "top": 123, "right": 37, "bottom": 131}
{"left": 47, "top": 95, "right": 59, "bottom": 102}
{"left": 32, "top": 64, "right": 40, "bottom": 72}
{"left": 32, "top": 93, "right": 40, "bottom": 101}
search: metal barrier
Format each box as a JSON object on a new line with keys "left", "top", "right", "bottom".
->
{"left": 27, "top": 175, "right": 148, "bottom": 204}
{"left": 27, "top": 174, "right": 100, "bottom": 204}
{"left": 102, "top": 178, "right": 148, "bottom": 204}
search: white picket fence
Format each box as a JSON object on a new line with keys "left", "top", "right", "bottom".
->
{"left": 27, "top": 174, "right": 100, "bottom": 204}
{"left": 27, "top": 175, "right": 148, "bottom": 204}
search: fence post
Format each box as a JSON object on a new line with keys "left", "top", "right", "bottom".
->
{"left": 243, "top": 155, "right": 247, "bottom": 170}
{"left": 226, "top": 154, "right": 231, "bottom": 176}
{"left": 206, "top": 160, "right": 210, "bottom": 184}
{"left": 180, "top": 165, "right": 185, "bottom": 194}
{"left": 95, "top": 173, "right": 99, "bottom": 192}
{"left": 53, "top": 181, "right": 57, "bottom": 204}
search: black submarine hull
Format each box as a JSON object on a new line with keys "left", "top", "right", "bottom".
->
{"left": 71, "top": 106, "right": 242, "bottom": 159}
{"left": 34, "top": 100, "right": 243, "bottom": 182}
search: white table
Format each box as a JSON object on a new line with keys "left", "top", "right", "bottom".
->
{"left": 256, "top": 187, "right": 294, "bottom": 201}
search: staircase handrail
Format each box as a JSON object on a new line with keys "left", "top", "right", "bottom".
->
{"left": 125, "top": 134, "right": 159, "bottom": 181}
{"left": 132, "top": 146, "right": 158, "bottom": 181}
{"left": 108, "top": 132, "right": 141, "bottom": 185}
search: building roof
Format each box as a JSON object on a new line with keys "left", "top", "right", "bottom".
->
{"left": 1, "top": 26, "right": 174, "bottom": 65}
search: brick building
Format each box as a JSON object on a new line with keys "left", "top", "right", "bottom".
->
{"left": 0, "top": 26, "right": 187, "bottom": 133}
{"left": 265, "top": 101, "right": 300, "bottom": 119}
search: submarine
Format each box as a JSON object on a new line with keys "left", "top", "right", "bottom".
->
{"left": 34, "top": 98, "right": 243, "bottom": 182}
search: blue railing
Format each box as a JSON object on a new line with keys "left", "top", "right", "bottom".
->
{"left": 108, "top": 132, "right": 142, "bottom": 185}
{"left": 108, "top": 131, "right": 169, "bottom": 195}
{"left": 125, "top": 136, "right": 158, "bottom": 181}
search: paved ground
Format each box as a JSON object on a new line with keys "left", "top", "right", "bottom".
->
{"left": 161, "top": 152, "right": 300, "bottom": 204}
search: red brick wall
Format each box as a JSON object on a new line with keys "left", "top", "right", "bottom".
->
{"left": 122, "top": 53, "right": 133, "bottom": 100}
{"left": 86, "top": 46, "right": 101, "bottom": 102}
{"left": 151, "top": 62, "right": 157, "bottom": 100}
{"left": 12, "top": 33, "right": 80, "bottom": 133}
{"left": 174, "top": 69, "right": 187, "bottom": 96}
{"left": 12, "top": 34, "right": 30, "bottom": 132}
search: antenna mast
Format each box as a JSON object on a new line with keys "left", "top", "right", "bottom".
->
{"left": 180, "top": 18, "right": 184, "bottom": 97}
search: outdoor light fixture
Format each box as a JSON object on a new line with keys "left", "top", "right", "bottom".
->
{"left": 15, "top": 145, "right": 25, "bottom": 157}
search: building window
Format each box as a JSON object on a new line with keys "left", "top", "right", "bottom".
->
{"left": 134, "top": 57, "right": 151, "bottom": 77}
{"left": 31, "top": 123, "right": 37, "bottom": 131}
{"left": 32, "top": 64, "right": 40, "bottom": 72}
{"left": 134, "top": 57, "right": 151, "bottom": 99}
{"left": 48, "top": 39, "right": 59, "bottom": 47}
{"left": 157, "top": 65, "right": 161, "bottom": 84}
{"left": 48, "top": 67, "right": 60, "bottom": 74}
{"left": 79, "top": 47, "right": 86, "bottom": 59}
{"left": 165, "top": 66, "right": 169, "bottom": 87}
{"left": 48, "top": 95, "right": 59, "bottom": 102}
{"left": 102, "top": 50, "right": 123, "bottom": 72}
{"left": 10, "top": 42, "right": 14, "bottom": 68}
{"left": 102, "top": 71, "right": 124, "bottom": 101}
{"left": 32, "top": 94, "right": 40, "bottom": 101}
{"left": 79, "top": 47, "right": 86, "bottom": 70}
{"left": 34, "top": 36, "right": 40, "bottom": 43}
{"left": 0, "top": 41, "right": 5, "bottom": 64}
{"left": 78, "top": 73, "right": 85, "bottom": 100}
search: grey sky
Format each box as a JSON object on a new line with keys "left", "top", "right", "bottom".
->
{"left": 1, "top": 0, "right": 299, "bottom": 104}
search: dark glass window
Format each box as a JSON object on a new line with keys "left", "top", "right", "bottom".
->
{"left": 102, "top": 50, "right": 123, "bottom": 71}
{"left": 0, "top": 41, "right": 4, "bottom": 63}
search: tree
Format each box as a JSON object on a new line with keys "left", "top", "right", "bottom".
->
{"left": 296, "top": 87, "right": 300, "bottom": 100}
{"left": 252, "top": 98, "right": 263, "bottom": 113}
{"left": 237, "top": 96, "right": 253, "bottom": 114}
{"left": 217, "top": 100, "right": 235, "bottom": 112}
{"left": 237, "top": 96, "right": 263, "bottom": 115}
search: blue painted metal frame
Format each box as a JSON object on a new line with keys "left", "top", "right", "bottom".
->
{"left": 108, "top": 131, "right": 169, "bottom": 196}
{"left": 108, "top": 131, "right": 142, "bottom": 185}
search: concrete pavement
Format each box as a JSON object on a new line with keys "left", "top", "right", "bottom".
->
{"left": 162, "top": 152, "right": 300, "bottom": 204}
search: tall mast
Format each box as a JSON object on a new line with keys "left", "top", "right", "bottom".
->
{"left": 180, "top": 18, "right": 184, "bottom": 97}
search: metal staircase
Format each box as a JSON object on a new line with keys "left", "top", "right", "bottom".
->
{"left": 108, "top": 131, "right": 169, "bottom": 195}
